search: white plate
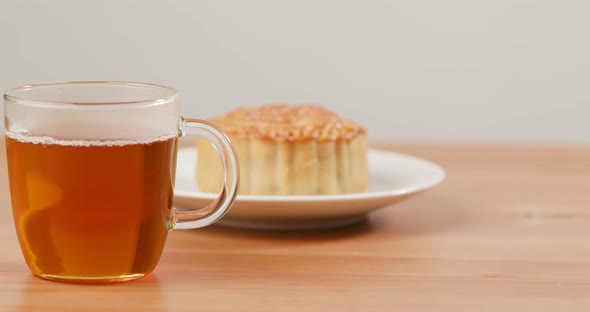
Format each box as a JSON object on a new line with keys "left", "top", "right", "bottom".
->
{"left": 174, "top": 147, "right": 445, "bottom": 230}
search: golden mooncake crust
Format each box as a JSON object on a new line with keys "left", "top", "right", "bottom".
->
{"left": 210, "top": 104, "right": 366, "bottom": 142}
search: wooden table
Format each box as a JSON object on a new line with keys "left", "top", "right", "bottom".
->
{"left": 1, "top": 138, "right": 589, "bottom": 311}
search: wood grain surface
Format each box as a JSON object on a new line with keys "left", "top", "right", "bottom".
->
{"left": 1, "top": 138, "right": 589, "bottom": 311}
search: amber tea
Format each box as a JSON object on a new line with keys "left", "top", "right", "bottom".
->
{"left": 6, "top": 134, "right": 177, "bottom": 281}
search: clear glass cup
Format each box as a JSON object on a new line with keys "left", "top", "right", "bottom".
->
{"left": 3, "top": 81, "right": 239, "bottom": 283}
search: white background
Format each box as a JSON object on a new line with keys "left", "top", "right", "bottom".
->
{"left": 1, "top": 1, "right": 588, "bottom": 144}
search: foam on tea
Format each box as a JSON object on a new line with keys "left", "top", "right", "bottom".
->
{"left": 6, "top": 125, "right": 176, "bottom": 147}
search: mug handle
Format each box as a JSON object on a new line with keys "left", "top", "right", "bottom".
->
{"left": 170, "top": 117, "right": 240, "bottom": 230}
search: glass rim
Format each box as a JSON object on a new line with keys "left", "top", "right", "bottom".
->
{"left": 3, "top": 81, "right": 178, "bottom": 108}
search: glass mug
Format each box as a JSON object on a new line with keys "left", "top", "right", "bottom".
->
{"left": 3, "top": 81, "right": 239, "bottom": 283}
